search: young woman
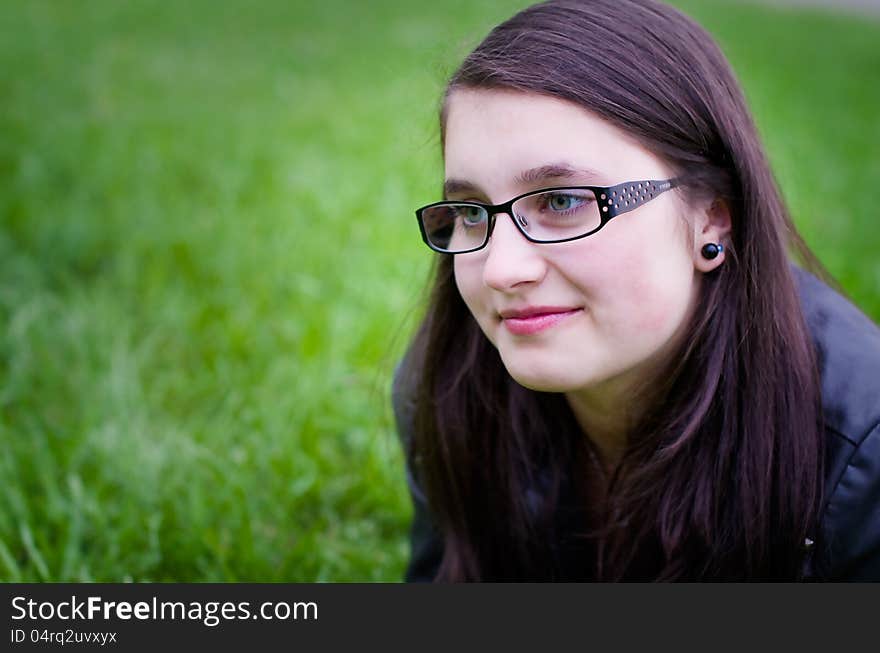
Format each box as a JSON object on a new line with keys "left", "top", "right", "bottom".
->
{"left": 394, "top": 0, "right": 880, "bottom": 581}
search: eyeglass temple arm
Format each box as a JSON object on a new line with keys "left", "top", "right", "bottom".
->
{"left": 599, "top": 179, "right": 678, "bottom": 219}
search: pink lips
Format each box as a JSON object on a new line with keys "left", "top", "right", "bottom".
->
{"left": 500, "top": 307, "right": 582, "bottom": 336}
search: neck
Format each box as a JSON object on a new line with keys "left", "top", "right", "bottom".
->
{"left": 568, "top": 281, "right": 702, "bottom": 470}
{"left": 565, "top": 381, "right": 634, "bottom": 472}
{"left": 564, "top": 349, "right": 678, "bottom": 472}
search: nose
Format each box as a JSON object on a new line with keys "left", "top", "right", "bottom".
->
{"left": 482, "top": 212, "right": 547, "bottom": 291}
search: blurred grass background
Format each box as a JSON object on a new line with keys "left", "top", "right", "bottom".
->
{"left": 0, "top": 0, "right": 877, "bottom": 581}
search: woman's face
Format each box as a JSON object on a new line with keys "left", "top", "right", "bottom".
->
{"left": 446, "top": 89, "right": 725, "bottom": 397}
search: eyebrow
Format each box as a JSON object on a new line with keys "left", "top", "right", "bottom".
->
{"left": 516, "top": 163, "right": 607, "bottom": 186}
{"left": 443, "top": 162, "right": 609, "bottom": 198}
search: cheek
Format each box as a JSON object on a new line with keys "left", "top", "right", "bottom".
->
{"left": 453, "top": 256, "right": 477, "bottom": 302}
{"left": 570, "top": 234, "right": 694, "bottom": 336}
{"left": 453, "top": 256, "right": 491, "bottom": 323}
{"left": 626, "top": 268, "right": 687, "bottom": 332}
{"left": 633, "top": 290, "right": 681, "bottom": 333}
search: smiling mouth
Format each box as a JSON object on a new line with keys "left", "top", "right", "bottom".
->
{"left": 501, "top": 308, "right": 582, "bottom": 336}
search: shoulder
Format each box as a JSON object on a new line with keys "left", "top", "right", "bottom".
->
{"left": 795, "top": 267, "right": 880, "bottom": 439}
{"left": 794, "top": 267, "right": 880, "bottom": 580}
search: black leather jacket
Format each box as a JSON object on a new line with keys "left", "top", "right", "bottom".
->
{"left": 393, "top": 268, "right": 880, "bottom": 581}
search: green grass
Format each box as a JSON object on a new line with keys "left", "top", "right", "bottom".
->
{"left": 0, "top": 0, "right": 878, "bottom": 581}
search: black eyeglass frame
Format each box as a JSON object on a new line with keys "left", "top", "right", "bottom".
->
{"left": 415, "top": 178, "right": 680, "bottom": 254}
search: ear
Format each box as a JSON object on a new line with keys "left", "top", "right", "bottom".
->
{"left": 693, "top": 198, "right": 732, "bottom": 272}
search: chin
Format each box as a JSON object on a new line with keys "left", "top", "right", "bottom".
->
{"left": 510, "top": 375, "right": 574, "bottom": 393}
{"left": 502, "top": 358, "right": 593, "bottom": 393}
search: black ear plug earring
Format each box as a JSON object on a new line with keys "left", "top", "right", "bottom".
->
{"left": 701, "top": 243, "right": 724, "bottom": 260}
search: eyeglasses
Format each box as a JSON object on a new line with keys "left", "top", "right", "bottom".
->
{"left": 415, "top": 178, "right": 679, "bottom": 254}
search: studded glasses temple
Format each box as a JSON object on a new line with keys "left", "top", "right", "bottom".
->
{"left": 595, "top": 178, "right": 678, "bottom": 218}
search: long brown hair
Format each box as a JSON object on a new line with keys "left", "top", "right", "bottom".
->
{"left": 405, "top": 0, "right": 825, "bottom": 580}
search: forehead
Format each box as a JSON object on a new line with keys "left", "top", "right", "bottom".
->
{"left": 443, "top": 89, "right": 668, "bottom": 196}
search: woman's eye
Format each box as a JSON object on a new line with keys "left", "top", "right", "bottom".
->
{"left": 460, "top": 207, "right": 485, "bottom": 226}
{"left": 548, "top": 194, "right": 585, "bottom": 211}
